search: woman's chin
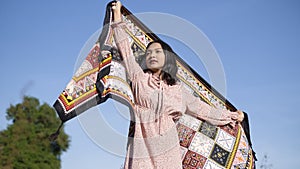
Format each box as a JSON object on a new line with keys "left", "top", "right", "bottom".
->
{"left": 147, "top": 64, "right": 162, "bottom": 71}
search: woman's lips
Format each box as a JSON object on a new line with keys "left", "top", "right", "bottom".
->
{"left": 149, "top": 60, "right": 158, "bottom": 64}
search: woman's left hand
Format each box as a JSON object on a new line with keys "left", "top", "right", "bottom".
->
{"left": 112, "top": 1, "right": 122, "bottom": 22}
{"left": 236, "top": 110, "right": 244, "bottom": 122}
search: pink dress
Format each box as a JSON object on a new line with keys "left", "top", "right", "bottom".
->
{"left": 112, "top": 22, "right": 238, "bottom": 169}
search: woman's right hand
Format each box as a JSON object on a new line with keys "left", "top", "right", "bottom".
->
{"left": 112, "top": 1, "right": 122, "bottom": 22}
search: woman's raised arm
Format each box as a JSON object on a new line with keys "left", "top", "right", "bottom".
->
{"left": 182, "top": 86, "right": 242, "bottom": 127}
{"left": 111, "top": 1, "right": 144, "bottom": 82}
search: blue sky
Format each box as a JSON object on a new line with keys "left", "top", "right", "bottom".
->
{"left": 1, "top": 0, "right": 300, "bottom": 168}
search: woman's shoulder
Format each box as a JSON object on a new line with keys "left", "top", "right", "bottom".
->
{"left": 167, "top": 80, "right": 183, "bottom": 90}
{"left": 172, "top": 81, "right": 194, "bottom": 95}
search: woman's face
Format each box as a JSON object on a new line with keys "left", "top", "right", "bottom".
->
{"left": 145, "top": 42, "right": 165, "bottom": 74}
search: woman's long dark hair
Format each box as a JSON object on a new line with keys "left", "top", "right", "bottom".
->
{"left": 138, "top": 40, "right": 178, "bottom": 86}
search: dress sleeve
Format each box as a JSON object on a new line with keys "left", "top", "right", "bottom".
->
{"left": 182, "top": 86, "right": 238, "bottom": 126}
{"left": 111, "top": 21, "right": 145, "bottom": 82}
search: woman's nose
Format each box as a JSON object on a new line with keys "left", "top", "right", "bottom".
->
{"left": 150, "top": 52, "right": 156, "bottom": 58}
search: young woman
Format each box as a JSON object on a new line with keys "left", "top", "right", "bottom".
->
{"left": 111, "top": 1, "right": 244, "bottom": 168}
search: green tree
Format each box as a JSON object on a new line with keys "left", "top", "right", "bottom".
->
{"left": 0, "top": 96, "right": 70, "bottom": 169}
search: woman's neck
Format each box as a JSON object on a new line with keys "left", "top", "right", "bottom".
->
{"left": 152, "top": 70, "right": 162, "bottom": 80}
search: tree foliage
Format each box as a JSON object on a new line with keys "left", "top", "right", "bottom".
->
{"left": 0, "top": 96, "right": 69, "bottom": 169}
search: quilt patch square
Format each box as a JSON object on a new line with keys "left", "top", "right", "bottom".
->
{"left": 189, "top": 132, "right": 214, "bottom": 157}
{"left": 199, "top": 122, "right": 218, "bottom": 140}
{"left": 232, "top": 148, "right": 248, "bottom": 167}
{"left": 178, "top": 114, "right": 202, "bottom": 131}
{"left": 203, "top": 159, "right": 223, "bottom": 169}
{"left": 182, "top": 150, "right": 207, "bottom": 169}
{"left": 239, "top": 134, "right": 250, "bottom": 150}
{"left": 209, "top": 144, "right": 230, "bottom": 167}
{"left": 177, "top": 123, "right": 196, "bottom": 148}
{"left": 220, "top": 125, "right": 238, "bottom": 137}
{"left": 216, "top": 129, "right": 236, "bottom": 151}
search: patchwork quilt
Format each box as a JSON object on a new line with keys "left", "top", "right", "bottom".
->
{"left": 53, "top": 2, "right": 256, "bottom": 168}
